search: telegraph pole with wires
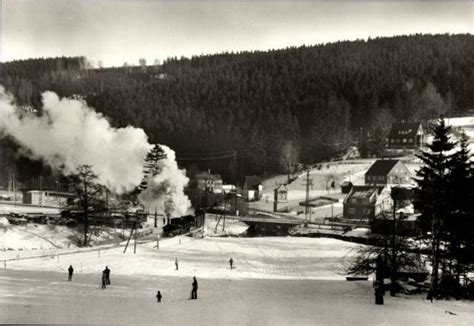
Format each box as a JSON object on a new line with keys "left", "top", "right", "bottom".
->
{"left": 232, "top": 150, "right": 237, "bottom": 215}
{"left": 301, "top": 169, "right": 313, "bottom": 223}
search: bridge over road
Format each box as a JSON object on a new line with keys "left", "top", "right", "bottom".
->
{"left": 206, "top": 213, "right": 352, "bottom": 236}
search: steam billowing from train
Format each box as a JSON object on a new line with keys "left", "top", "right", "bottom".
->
{"left": 0, "top": 86, "right": 191, "bottom": 216}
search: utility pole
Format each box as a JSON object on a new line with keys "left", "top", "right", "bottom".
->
{"left": 12, "top": 171, "right": 17, "bottom": 203}
{"left": 39, "top": 176, "right": 43, "bottom": 207}
{"left": 123, "top": 220, "right": 137, "bottom": 254}
{"left": 134, "top": 223, "right": 138, "bottom": 254}
{"left": 222, "top": 190, "right": 227, "bottom": 232}
{"left": 390, "top": 195, "right": 398, "bottom": 296}
{"left": 302, "top": 169, "right": 313, "bottom": 223}
{"left": 105, "top": 188, "right": 108, "bottom": 218}
{"left": 233, "top": 150, "right": 237, "bottom": 214}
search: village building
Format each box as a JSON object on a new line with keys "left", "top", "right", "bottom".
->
{"left": 365, "top": 159, "right": 412, "bottom": 186}
{"left": 23, "top": 190, "right": 74, "bottom": 208}
{"left": 195, "top": 172, "right": 223, "bottom": 194}
{"left": 273, "top": 184, "right": 288, "bottom": 212}
{"left": 243, "top": 176, "right": 263, "bottom": 201}
{"left": 387, "top": 121, "right": 424, "bottom": 150}
{"left": 343, "top": 185, "right": 392, "bottom": 220}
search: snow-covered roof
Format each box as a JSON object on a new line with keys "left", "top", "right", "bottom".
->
{"left": 365, "top": 160, "right": 403, "bottom": 176}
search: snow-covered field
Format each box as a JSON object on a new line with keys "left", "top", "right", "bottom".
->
{"left": 1, "top": 235, "right": 357, "bottom": 280}
{"left": 0, "top": 223, "right": 78, "bottom": 250}
{"left": 0, "top": 236, "right": 473, "bottom": 325}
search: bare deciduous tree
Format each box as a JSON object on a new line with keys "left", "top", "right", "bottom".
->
{"left": 67, "top": 165, "right": 105, "bottom": 246}
{"left": 279, "top": 140, "right": 300, "bottom": 183}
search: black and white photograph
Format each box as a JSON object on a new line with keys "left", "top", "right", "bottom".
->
{"left": 0, "top": 0, "right": 473, "bottom": 325}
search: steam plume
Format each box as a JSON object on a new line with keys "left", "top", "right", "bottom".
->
{"left": 138, "top": 146, "right": 191, "bottom": 216}
{"left": 0, "top": 86, "right": 191, "bottom": 216}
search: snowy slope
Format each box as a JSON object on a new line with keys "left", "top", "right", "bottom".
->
{"left": 1, "top": 236, "right": 358, "bottom": 281}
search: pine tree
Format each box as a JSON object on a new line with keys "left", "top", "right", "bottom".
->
{"left": 445, "top": 132, "right": 474, "bottom": 281}
{"left": 138, "top": 144, "right": 166, "bottom": 191}
{"left": 413, "top": 117, "right": 457, "bottom": 298}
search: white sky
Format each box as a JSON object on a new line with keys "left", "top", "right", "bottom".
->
{"left": 1, "top": 1, "right": 473, "bottom": 67}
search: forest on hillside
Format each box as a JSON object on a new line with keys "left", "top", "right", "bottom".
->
{"left": 0, "top": 34, "right": 473, "bottom": 185}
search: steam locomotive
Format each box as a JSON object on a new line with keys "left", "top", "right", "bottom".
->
{"left": 162, "top": 210, "right": 204, "bottom": 237}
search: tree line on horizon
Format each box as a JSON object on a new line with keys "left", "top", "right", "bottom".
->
{"left": 0, "top": 34, "right": 473, "bottom": 184}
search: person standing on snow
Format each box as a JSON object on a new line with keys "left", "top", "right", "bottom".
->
{"left": 104, "top": 266, "right": 111, "bottom": 285}
{"left": 68, "top": 265, "right": 74, "bottom": 281}
{"left": 191, "top": 276, "right": 198, "bottom": 299}
{"left": 175, "top": 258, "right": 179, "bottom": 271}
{"left": 101, "top": 271, "right": 107, "bottom": 289}
{"left": 156, "top": 291, "right": 162, "bottom": 303}
{"left": 229, "top": 258, "right": 234, "bottom": 269}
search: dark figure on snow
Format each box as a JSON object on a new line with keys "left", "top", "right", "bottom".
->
{"left": 101, "top": 271, "right": 107, "bottom": 289}
{"left": 375, "top": 281, "right": 385, "bottom": 305}
{"left": 156, "top": 291, "right": 162, "bottom": 303}
{"left": 104, "top": 266, "right": 111, "bottom": 285}
{"left": 68, "top": 265, "right": 74, "bottom": 281}
{"left": 229, "top": 258, "right": 234, "bottom": 269}
{"left": 191, "top": 276, "right": 198, "bottom": 299}
{"left": 175, "top": 258, "right": 179, "bottom": 271}
{"left": 427, "top": 290, "right": 434, "bottom": 303}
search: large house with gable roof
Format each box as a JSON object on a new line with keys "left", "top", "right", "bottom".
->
{"left": 387, "top": 121, "right": 424, "bottom": 150}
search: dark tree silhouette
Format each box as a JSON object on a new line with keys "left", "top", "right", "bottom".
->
{"left": 67, "top": 165, "right": 105, "bottom": 246}
{"left": 413, "top": 118, "right": 456, "bottom": 298}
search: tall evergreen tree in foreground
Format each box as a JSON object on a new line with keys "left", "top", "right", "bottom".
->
{"left": 445, "top": 133, "right": 474, "bottom": 282}
{"left": 413, "top": 118, "right": 456, "bottom": 298}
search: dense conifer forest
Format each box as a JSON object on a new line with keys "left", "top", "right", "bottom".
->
{"left": 1, "top": 34, "right": 473, "bottom": 183}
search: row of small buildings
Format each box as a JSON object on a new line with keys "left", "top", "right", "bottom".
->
{"left": 342, "top": 159, "right": 414, "bottom": 220}
{"left": 340, "top": 120, "right": 425, "bottom": 221}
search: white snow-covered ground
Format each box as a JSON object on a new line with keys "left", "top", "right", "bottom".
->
{"left": 0, "top": 223, "right": 77, "bottom": 250}
{"left": 203, "top": 214, "right": 249, "bottom": 237}
{"left": 0, "top": 236, "right": 473, "bottom": 325}
{"left": 0, "top": 221, "right": 125, "bottom": 252}
{"left": 0, "top": 236, "right": 357, "bottom": 281}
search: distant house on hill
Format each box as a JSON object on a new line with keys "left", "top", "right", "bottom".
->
{"left": 387, "top": 121, "right": 424, "bottom": 149}
{"left": 243, "top": 176, "right": 263, "bottom": 201}
{"left": 365, "top": 160, "right": 411, "bottom": 186}
{"left": 196, "top": 172, "right": 223, "bottom": 194}
{"left": 343, "top": 186, "right": 392, "bottom": 220}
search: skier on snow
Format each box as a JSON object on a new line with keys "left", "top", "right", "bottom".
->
{"left": 191, "top": 276, "right": 198, "bottom": 299}
{"left": 156, "top": 291, "right": 162, "bottom": 303}
{"left": 68, "top": 265, "right": 74, "bottom": 281}
{"left": 104, "top": 266, "right": 111, "bottom": 285}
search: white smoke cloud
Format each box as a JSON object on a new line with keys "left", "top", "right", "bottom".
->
{"left": 0, "top": 86, "right": 192, "bottom": 216}
{"left": 138, "top": 146, "right": 192, "bottom": 216}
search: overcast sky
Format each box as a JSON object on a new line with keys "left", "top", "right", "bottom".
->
{"left": 1, "top": 1, "right": 472, "bottom": 67}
